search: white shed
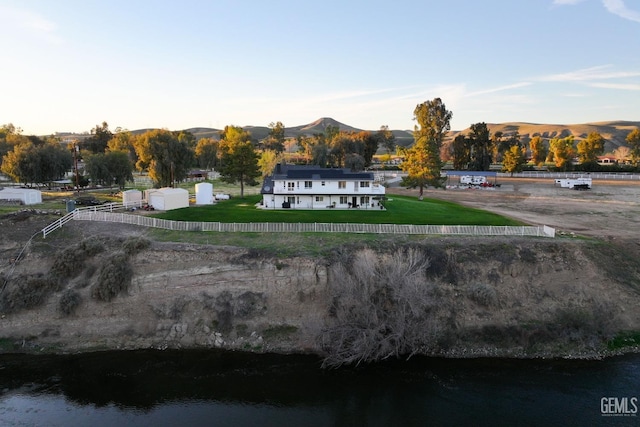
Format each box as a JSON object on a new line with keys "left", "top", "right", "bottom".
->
{"left": 122, "top": 189, "right": 143, "bottom": 207}
{"left": 195, "top": 182, "right": 214, "bottom": 205}
{"left": 146, "top": 187, "right": 189, "bottom": 211}
{"left": 0, "top": 188, "right": 42, "bottom": 205}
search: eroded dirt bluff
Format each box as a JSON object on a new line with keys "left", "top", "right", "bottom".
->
{"left": 1, "top": 214, "right": 640, "bottom": 359}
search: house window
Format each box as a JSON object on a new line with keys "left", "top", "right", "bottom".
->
{"left": 304, "top": 181, "right": 312, "bottom": 188}
{"left": 340, "top": 196, "right": 348, "bottom": 204}
{"left": 315, "top": 196, "right": 324, "bottom": 202}
{"left": 359, "top": 181, "right": 370, "bottom": 188}
{"left": 360, "top": 196, "right": 370, "bottom": 205}
{"left": 287, "top": 196, "right": 295, "bottom": 205}
{"left": 338, "top": 181, "right": 346, "bottom": 189}
{"left": 287, "top": 182, "right": 295, "bottom": 191}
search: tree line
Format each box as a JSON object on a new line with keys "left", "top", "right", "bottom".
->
{"left": 2, "top": 113, "right": 639, "bottom": 196}
{"left": 397, "top": 99, "right": 640, "bottom": 194}
{"left": 0, "top": 120, "right": 397, "bottom": 198}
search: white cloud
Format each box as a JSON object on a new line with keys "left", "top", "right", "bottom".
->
{"left": 553, "top": 0, "right": 640, "bottom": 24}
{"left": 0, "top": 5, "right": 62, "bottom": 45}
{"left": 552, "top": 0, "right": 587, "bottom": 5}
{"left": 466, "top": 82, "right": 532, "bottom": 97}
{"left": 539, "top": 65, "right": 640, "bottom": 82}
{"left": 602, "top": 0, "right": 640, "bottom": 23}
{"left": 588, "top": 82, "right": 640, "bottom": 90}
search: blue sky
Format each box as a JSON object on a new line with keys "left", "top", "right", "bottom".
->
{"left": 1, "top": 0, "right": 639, "bottom": 135}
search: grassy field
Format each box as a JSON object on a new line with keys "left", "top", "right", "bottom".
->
{"left": 152, "top": 194, "right": 522, "bottom": 226}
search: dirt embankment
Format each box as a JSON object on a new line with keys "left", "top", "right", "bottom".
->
{"left": 1, "top": 205, "right": 640, "bottom": 361}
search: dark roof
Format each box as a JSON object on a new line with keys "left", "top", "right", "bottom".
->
{"left": 444, "top": 170, "right": 498, "bottom": 177}
{"left": 271, "top": 163, "right": 373, "bottom": 180}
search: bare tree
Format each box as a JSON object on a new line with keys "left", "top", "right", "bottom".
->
{"left": 319, "top": 247, "right": 442, "bottom": 367}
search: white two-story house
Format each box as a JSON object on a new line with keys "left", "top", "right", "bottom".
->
{"left": 260, "top": 163, "right": 385, "bottom": 209}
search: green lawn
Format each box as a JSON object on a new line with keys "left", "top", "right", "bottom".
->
{"left": 152, "top": 194, "right": 522, "bottom": 226}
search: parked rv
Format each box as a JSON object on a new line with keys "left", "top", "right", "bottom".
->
{"left": 460, "top": 175, "right": 487, "bottom": 185}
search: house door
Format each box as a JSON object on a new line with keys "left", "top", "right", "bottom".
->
{"left": 352, "top": 196, "right": 358, "bottom": 208}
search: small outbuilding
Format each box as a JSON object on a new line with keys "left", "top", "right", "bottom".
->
{"left": 195, "top": 182, "right": 214, "bottom": 205}
{"left": 145, "top": 187, "right": 189, "bottom": 211}
{"left": 122, "top": 189, "right": 143, "bottom": 207}
{"left": 0, "top": 188, "right": 42, "bottom": 205}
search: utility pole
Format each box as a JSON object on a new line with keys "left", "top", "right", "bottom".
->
{"left": 73, "top": 141, "right": 80, "bottom": 193}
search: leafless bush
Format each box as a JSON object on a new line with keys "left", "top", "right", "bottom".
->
{"left": 91, "top": 251, "right": 133, "bottom": 302}
{"left": 150, "top": 296, "right": 189, "bottom": 320}
{"left": 200, "top": 291, "right": 267, "bottom": 333}
{"left": 59, "top": 289, "right": 82, "bottom": 316}
{"left": 320, "top": 247, "right": 441, "bottom": 367}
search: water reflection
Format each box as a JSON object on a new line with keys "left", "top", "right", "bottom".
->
{"left": 1, "top": 350, "right": 638, "bottom": 426}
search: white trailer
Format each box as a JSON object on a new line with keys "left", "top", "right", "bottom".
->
{"left": 460, "top": 175, "right": 487, "bottom": 185}
{"left": 554, "top": 177, "right": 592, "bottom": 189}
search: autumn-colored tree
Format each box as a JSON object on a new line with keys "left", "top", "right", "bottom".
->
{"left": 577, "top": 132, "right": 605, "bottom": 164}
{"left": 194, "top": 137, "right": 219, "bottom": 170}
{"left": 0, "top": 124, "right": 29, "bottom": 163}
{"left": 258, "top": 149, "right": 281, "bottom": 178}
{"left": 400, "top": 137, "right": 445, "bottom": 198}
{"left": 626, "top": 128, "right": 640, "bottom": 166}
{"left": 502, "top": 145, "right": 527, "bottom": 176}
{"left": 529, "top": 136, "right": 548, "bottom": 167}
{"left": 549, "top": 136, "right": 575, "bottom": 171}
{"left": 107, "top": 129, "right": 137, "bottom": 164}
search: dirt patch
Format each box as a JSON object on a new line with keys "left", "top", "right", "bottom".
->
{"left": 388, "top": 177, "right": 640, "bottom": 240}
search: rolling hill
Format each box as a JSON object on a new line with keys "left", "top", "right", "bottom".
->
{"left": 451, "top": 121, "right": 640, "bottom": 153}
{"left": 55, "top": 118, "right": 637, "bottom": 154}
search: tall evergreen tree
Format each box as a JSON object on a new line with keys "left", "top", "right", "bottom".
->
{"left": 219, "top": 140, "right": 261, "bottom": 198}
{"left": 400, "top": 98, "right": 452, "bottom": 198}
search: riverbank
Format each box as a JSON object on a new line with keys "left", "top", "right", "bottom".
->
{"left": 1, "top": 212, "right": 640, "bottom": 363}
{"left": 2, "top": 178, "right": 640, "bottom": 363}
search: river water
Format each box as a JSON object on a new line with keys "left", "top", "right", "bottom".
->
{"left": 0, "top": 349, "right": 638, "bottom": 426}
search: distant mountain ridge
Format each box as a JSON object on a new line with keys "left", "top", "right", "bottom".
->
{"left": 452, "top": 120, "right": 640, "bottom": 153}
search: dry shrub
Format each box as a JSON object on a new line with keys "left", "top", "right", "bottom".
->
{"left": 0, "top": 274, "right": 59, "bottom": 313}
{"left": 91, "top": 251, "right": 133, "bottom": 302}
{"left": 202, "top": 291, "right": 267, "bottom": 333}
{"left": 320, "top": 247, "right": 441, "bottom": 367}
{"left": 122, "top": 236, "right": 151, "bottom": 255}
{"left": 50, "top": 238, "right": 105, "bottom": 281}
{"left": 59, "top": 289, "right": 82, "bottom": 316}
{"left": 467, "top": 283, "right": 497, "bottom": 307}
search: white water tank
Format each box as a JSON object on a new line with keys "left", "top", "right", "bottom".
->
{"left": 195, "top": 182, "right": 214, "bottom": 205}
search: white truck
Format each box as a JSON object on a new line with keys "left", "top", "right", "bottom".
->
{"left": 460, "top": 175, "right": 487, "bottom": 185}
